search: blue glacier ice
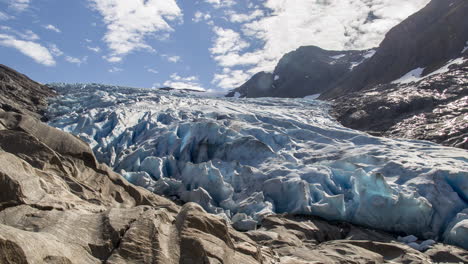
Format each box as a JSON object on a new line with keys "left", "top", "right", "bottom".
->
{"left": 46, "top": 83, "right": 468, "bottom": 249}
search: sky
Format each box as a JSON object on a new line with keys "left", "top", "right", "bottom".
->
{"left": 0, "top": 0, "right": 430, "bottom": 92}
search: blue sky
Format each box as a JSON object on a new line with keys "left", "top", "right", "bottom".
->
{"left": 0, "top": 0, "right": 429, "bottom": 92}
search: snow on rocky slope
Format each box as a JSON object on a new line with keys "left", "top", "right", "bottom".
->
{"left": 46, "top": 83, "right": 468, "bottom": 249}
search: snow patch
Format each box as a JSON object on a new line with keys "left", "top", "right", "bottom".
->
{"left": 303, "top": 94, "right": 320, "bottom": 100}
{"left": 274, "top": 75, "right": 280, "bottom": 81}
{"left": 330, "top": 54, "right": 346, "bottom": 59}
{"left": 425, "top": 57, "right": 466, "bottom": 78}
{"left": 350, "top": 49, "right": 376, "bottom": 70}
{"left": 363, "top": 49, "right": 376, "bottom": 59}
{"left": 391, "top": 67, "right": 425, "bottom": 84}
{"left": 392, "top": 57, "right": 467, "bottom": 84}
{"left": 462, "top": 41, "right": 468, "bottom": 54}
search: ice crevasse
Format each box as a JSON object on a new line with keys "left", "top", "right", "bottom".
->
{"left": 47, "top": 83, "right": 468, "bottom": 249}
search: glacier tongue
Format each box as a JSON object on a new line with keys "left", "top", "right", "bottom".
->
{"left": 47, "top": 83, "right": 468, "bottom": 248}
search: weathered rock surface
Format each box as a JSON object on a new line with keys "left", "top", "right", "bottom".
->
{"left": 331, "top": 55, "right": 468, "bottom": 149}
{"left": 0, "top": 64, "right": 55, "bottom": 120}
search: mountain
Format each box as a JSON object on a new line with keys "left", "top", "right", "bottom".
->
{"left": 1, "top": 65, "right": 467, "bottom": 262}
{"left": 327, "top": 0, "right": 468, "bottom": 149}
{"left": 226, "top": 46, "right": 374, "bottom": 98}
{"left": 322, "top": 0, "right": 468, "bottom": 98}
{"left": 331, "top": 54, "right": 468, "bottom": 148}
{"left": 228, "top": 0, "right": 468, "bottom": 149}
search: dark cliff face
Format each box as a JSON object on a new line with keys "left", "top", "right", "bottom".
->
{"left": 226, "top": 46, "right": 372, "bottom": 98}
{"left": 0, "top": 64, "right": 55, "bottom": 119}
{"left": 331, "top": 54, "right": 468, "bottom": 149}
{"left": 226, "top": 71, "right": 274, "bottom": 98}
{"left": 322, "top": 0, "right": 468, "bottom": 98}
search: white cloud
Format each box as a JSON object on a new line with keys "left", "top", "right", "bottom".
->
{"left": 103, "top": 56, "right": 122, "bottom": 63}
{"left": 65, "top": 55, "right": 88, "bottom": 66}
{"left": 1, "top": 26, "right": 39, "bottom": 41}
{"left": 162, "top": 54, "right": 181, "bottom": 63}
{"left": 0, "top": 34, "right": 55, "bottom": 66}
{"left": 228, "top": 9, "right": 264, "bottom": 23}
{"left": 243, "top": 0, "right": 430, "bottom": 57}
{"left": 88, "top": 0, "right": 182, "bottom": 62}
{"left": 48, "top": 43, "right": 64, "bottom": 56}
{"left": 109, "top": 66, "right": 123, "bottom": 73}
{"left": 193, "top": 11, "right": 211, "bottom": 23}
{"left": 167, "top": 55, "right": 180, "bottom": 63}
{"left": 43, "top": 24, "right": 61, "bottom": 33}
{"left": 87, "top": 46, "right": 101, "bottom": 53}
{"left": 0, "top": 11, "right": 13, "bottom": 20}
{"left": 212, "top": 68, "right": 250, "bottom": 90}
{"left": 147, "top": 68, "right": 158, "bottom": 74}
{"left": 20, "top": 29, "right": 39, "bottom": 40}
{"left": 204, "top": 0, "right": 235, "bottom": 9}
{"left": 8, "top": 0, "right": 30, "bottom": 12}
{"left": 208, "top": 0, "right": 430, "bottom": 90}
{"left": 162, "top": 73, "right": 205, "bottom": 91}
{"left": 210, "top": 26, "right": 249, "bottom": 55}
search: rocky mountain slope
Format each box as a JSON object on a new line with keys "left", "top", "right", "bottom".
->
{"left": 226, "top": 46, "right": 373, "bottom": 98}
{"left": 322, "top": 0, "right": 468, "bottom": 98}
{"left": 331, "top": 53, "right": 468, "bottom": 149}
{"left": 228, "top": 0, "right": 468, "bottom": 149}
{"left": 0, "top": 64, "right": 55, "bottom": 120}
{"left": 1, "top": 66, "right": 467, "bottom": 263}
{"left": 328, "top": 0, "right": 468, "bottom": 149}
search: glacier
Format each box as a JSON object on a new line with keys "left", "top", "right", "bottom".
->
{"left": 46, "top": 83, "right": 468, "bottom": 249}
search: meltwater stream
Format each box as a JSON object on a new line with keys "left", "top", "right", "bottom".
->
{"left": 46, "top": 83, "right": 468, "bottom": 249}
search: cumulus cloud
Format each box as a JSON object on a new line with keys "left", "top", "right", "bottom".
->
{"left": 88, "top": 0, "right": 182, "bottom": 62}
{"left": 209, "top": 0, "right": 430, "bottom": 90}
{"left": 108, "top": 66, "right": 123, "bottom": 73}
{"left": 147, "top": 68, "right": 158, "bottom": 74}
{"left": 193, "top": 11, "right": 211, "bottom": 23}
{"left": 162, "top": 73, "right": 205, "bottom": 91}
{"left": 43, "top": 24, "right": 61, "bottom": 33}
{"left": 227, "top": 9, "right": 264, "bottom": 23}
{"left": 167, "top": 55, "right": 180, "bottom": 63}
{"left": 48, "top": 43, "right": 64, "bottom": 56}
{"left": 210, "top": 26, "right": 249, "bottom": 55}
{"left": 212, "top": 68, "right": 251, "bottom": 90}
{"left": 87, "top": 46, "right": 101, "bottom": 53}
{"left": 8, "top": 0, "right": 30, "bottom": 12}
{"left": 65, "top": 55, "right": 88, "bottom": 66}
{"left": 1, "top": 26, "right": 39, "bottom": 41}
{"left": 0, "top": 33, "right": 55, "bottom": 66}
{"left": 204, "top": 0, "right": 235, "bottom": 9}
{"left": 0, "top": 11, "right": 13, "bottom": 20}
